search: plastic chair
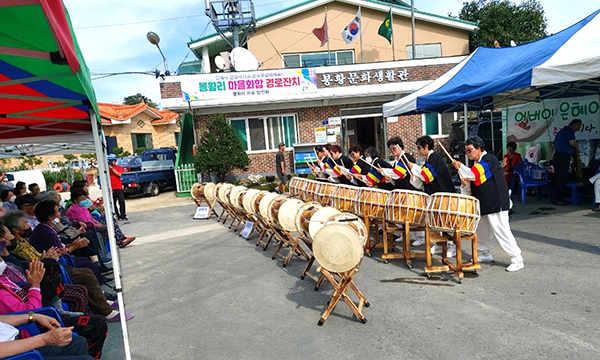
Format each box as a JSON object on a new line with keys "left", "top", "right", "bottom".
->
{"left": 513, "top": 161, "right": 550, "bottom": 204}
{"left": 1, "top": 350, "right": 44, "bottom": 359}
{"left": 563, "top": 182, "right": 580, "bottom": 205}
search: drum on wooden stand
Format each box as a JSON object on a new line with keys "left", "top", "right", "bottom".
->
{"left": 303, "top": 179, "right": 319, "bottom": 202}
{"left": 204, "top": 182, "right": 217, "bottom": 203}
{"left": 258, "top": 193, "right": 280, "bottom": 223}
{"left": 427, "top": 193, "right": 480, "bottom": 234}
{"left": 331, "top": 184, "right": 358, "bottom": 213}
{"left": 289, "top": 177, "right": 304, "bottom": 198}
{"left": 217, "top": 183, "right": 234, "bottom": 205}
{"left": 314, "top": 182, "right": 337, "bottom": 206}
{"left": 386, "top": 190, "right": 429, "bottom": 226}
{"left": 294, "top": 202, "right": 324, "bottom": 237}
{"left": 355, "top": 188, "right": 390, "bottom": 219}
{"left": 229, "top": 186, "right": 247, "bottom": 209}
{"left": 191, "top": 183, "right": 204, "bottom": 199}
{"left": 278, "top": 198, "right": 305, "bottom": 233}
{"left": 243, "top": 189, "right": 262, "bottom": 215}
{"left": 268, "top": 195, "right": 290, "bottom": 229}
{"left": 312, "top": 215, "right": 366, "bottom": 273}
{"left": 308, "top": 206, "right": 342, "bottom": 240}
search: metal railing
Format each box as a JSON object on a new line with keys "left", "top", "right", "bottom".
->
{"left": 175, "top": 163, "right": 197, "bottom": 193}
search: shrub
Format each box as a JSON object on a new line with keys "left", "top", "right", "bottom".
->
{"left": 246, "top": 174, "right": 265, "bottom": 188}
{"left": 42, "top": 169, "right": 83, "bottom": 189}
{"left": 194, "top": 113, "right": 249, "bottom": 181}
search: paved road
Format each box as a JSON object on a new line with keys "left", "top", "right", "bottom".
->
{"left": 102, "top": 191, "right": 600, "bottom": 359}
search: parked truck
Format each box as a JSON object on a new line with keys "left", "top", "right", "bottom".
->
{"left": 120, "top": 148, "right": 177, "bottom": 196}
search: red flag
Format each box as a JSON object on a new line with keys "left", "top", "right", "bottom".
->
{"left": 312, "top": 14, "right": 328, "bottom": 47}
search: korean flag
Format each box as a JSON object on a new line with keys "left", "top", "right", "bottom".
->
{"left": 341, "top": 8, "right": 361, "bottom": 45}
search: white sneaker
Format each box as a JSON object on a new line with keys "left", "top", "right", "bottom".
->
{"left": 506, "top": 255, "right": 524, "bottom": 272}
{"left": 393, "top": 234, "right": 402, "bottom": 243}
{"left": 446, "top": 246, "right": 456, "bottom": 258}
{"left": 412, "top": 237, "right": 426, "bottom": 247}
{"left": 430, "top": 244, "right": 443, "bottom": 254}
{"left": 478, "top": 252, "right": 493, "bottom": 262}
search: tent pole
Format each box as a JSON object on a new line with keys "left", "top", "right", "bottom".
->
{"left": 90, "top": 109, "right": 132, "bottom": 360}
{"left": 464, "top": 102, "right": 468, "bottom": 163}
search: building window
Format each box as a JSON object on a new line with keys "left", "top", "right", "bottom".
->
{"left": 406, "top": 43, "right": 442, "bottom": 59}
{"left": 229, "top": 114, "right": 298, "bottom": 152}
{"left": 282, "top": 50, "right": 354, "bottom": 68}
{"left": 131, "top": 133, "right": 153, "bottom": 153}
{"left": 105, "top": 136, "right": 117, "bottom": 154}
{"left": 423, "top": 112, "right": 455, "bottom": 136}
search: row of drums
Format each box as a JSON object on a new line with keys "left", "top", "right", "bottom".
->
{"left": 288, "top": 177, "right": 482, "bottom": 235}
{"left": 193, "top": 182, "right": 368, "bottom": 273}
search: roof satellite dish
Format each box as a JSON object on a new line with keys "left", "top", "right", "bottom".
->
{"left": 215, "top": 55, "right": 227, "bottom": 70}
{"left": 230, "top": 47, "right": 259, "bottom": 72}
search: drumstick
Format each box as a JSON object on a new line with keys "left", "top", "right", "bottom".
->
{"left": 436, "top": 140, "right": 464, "bottom": 181}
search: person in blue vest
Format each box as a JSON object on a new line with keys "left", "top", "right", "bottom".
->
{"left": 552, "top": 119, "right": 581, "bottom": 205}
{"left": 453, "top": 136, "right": 524, "bottom": 272}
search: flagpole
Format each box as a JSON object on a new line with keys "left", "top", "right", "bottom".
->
{"left": 359, "top": 6, "right": 363, "bottom": 63}
{"left": 390, "top": 7, "right": 395, "bottom": 61}
{"left": 410, "top": 0, "right": 416, "bottom": 59}
{"left": 325, "top": 7, "right": 331, "bottom": 65}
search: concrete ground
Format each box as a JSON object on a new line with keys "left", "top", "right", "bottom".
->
{"left": 99, "top": 187, "right": 600, "bottom": 359}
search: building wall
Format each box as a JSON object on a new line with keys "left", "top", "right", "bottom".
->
{"left": 249, "top": 3, "right": 470, "bottom": 69}
{"left": 102, "top": 113, "right": 180, "bottom": 154}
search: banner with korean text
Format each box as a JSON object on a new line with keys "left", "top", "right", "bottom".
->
{"left": 507, "top": 95, "right": 600, "bottom": 143}
{"left": 181, "top": 68, "right": 318, "bottom": 101}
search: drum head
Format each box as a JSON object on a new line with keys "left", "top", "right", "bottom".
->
{"left": 243, "top": 189, "right": 261, "bottom": 214}
{"left": 295, "top": 202, "right": 323, "bottom": 234}
{"left": 267, "top": 196, "right": 288, "bottom": 223}
{"left": 218, "top": 184, "right": 234, "bottom": 203}
{"left": 330, "top": 213, "right": 368, "bottom": 246}
{"left": 278, "top": 199, "right": 304, "bottom": 232}
{"left": 229, "top": 186, "right": 246, "bottom": 207}
{"left": 204, "top": 183, "right": 216, "bottom": 202}
{"left": 258, "top": 193, "right": 280, "bottom": 220}
{"left": 308, "top": 207, "right": 342, "bottom": 239}
{"left": 313, "top": 222, "right": 364, "bottom": 273}
{"left": 191, "top": 183, "right": 203, "bottom": 199}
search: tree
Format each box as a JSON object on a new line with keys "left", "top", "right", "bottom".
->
{"left": 194, "top": 113, "right": 249, "bottom": 181}
{"left": 112, "top": 147, "right": 131, "bottom": 158}
{"left": 21, "top": 156, "right": 43, "bottom": 169}
{"left": 457, "top": 0, "right": 547, "bottom": 52}
{"left": 80, "top": 153, "right": 97, "bottom": 166}
{"left": 123, "top": 93, "right": 158, "bottom": 109}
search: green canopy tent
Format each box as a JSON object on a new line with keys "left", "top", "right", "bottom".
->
{"left": 0, "top": 1, "right": 131, "bottom": 358}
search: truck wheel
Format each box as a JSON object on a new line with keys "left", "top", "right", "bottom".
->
{"left": 150, "top": 182, "right": 160, "bottom": 196}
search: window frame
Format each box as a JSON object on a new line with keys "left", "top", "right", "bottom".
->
{"left": 228, "top": 113, "right": 299, "bottom": 153}
{"left": 406, "top": 43, "right": 442, "bottom": 59}
{"left": 281, "top": 50, "right": 355, "bottom": 68}
{"left": 422, "top": 112, "right": 456, "bottom": 137}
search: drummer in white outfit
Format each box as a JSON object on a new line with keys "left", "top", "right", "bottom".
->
{"left": 453, "top": 136, "right": 524, "bottom": 272}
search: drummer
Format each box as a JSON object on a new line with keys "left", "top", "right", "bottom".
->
{"left": 452, "top": 136, "right": 524, "bottom": 272}
{"left": 405, "top": 136, "right": 456, "bottom": 256}
{"left": 347, "top": 144, "right": 371, "bottom": 187}
{"left": 313, "top": 145, "right": 331, "bottom": 179}
{"left": 362, "top": 146, "right": 394, "bottom": 191}
{"left": 380, "top": 137, "right": 418, "bottom": 191}
{"left": 329, "top": 144, "right": 354, "bottom": 186}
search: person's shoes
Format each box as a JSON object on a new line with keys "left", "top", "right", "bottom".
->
{"left": 446, "top": 246, "right": 456, "bottom": 258}
{"left": 412, "top": 237, "right": 426, "bottom": 247}
{"left": 119, "top": 215, "right": 129, "bottom": 221}
{"left": 553, "top": 201, "right": 569, "bottom": 206}
{"left": 105, "top": 311, "right": 134, "bottom": 323}
{"left": 592, "top": 204, "right": 600, "bottom": 211}
{"left": 506, "top": 255, "right": 525, "bottom": 272}
{"left": 118, "top": 237, "right": 136, "bottom": 248}
{"left": 109, "top": 300, "right": 125, "bottom": 310}
{"left": 104, "top": 291, "right": 117, "bottom": 301}
{"left": 393, "top": 234, "right": 402, "bottom": 243}
{"left": 430, "top": 244, "right": 443, "bottom": 255}
{"left": 478, "top": 251, "right": 494, "bottom": 263}
{"left": 274, "top": 189, "right": 281, "bottom": 194}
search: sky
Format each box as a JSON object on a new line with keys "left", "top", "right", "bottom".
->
{"left": 62, "top": 0, "right": 600, "bottom": 108}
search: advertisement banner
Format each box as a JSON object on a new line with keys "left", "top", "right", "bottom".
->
{"left": 181, "top": 68, "right": 318, "bottom": 101}
{"left": 507, "top": 95, "right": 600, "bottom": 143}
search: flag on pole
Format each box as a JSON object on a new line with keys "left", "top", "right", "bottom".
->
{"left": 366, "top": 167, "right": 383, "bottom": 185}
{"left": 341, "top": 8, "right": 361, "bottom": 45}
{"left": 312, "top": 13, "right": 328, "bottom": 47}
{"left": 378, "top": 10, "right": 393, "bottom": 44}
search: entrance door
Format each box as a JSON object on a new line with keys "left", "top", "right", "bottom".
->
{"left": 346, "top": 117, "right": 376, "bottom": 152}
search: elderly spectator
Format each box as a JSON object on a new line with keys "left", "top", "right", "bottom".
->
{"left": 1, "top": 190, "right": 17, "bottom": 211}
{"left": 15, "top": 194, "right": 40, "bottom": 229}
{"left": 502, "top": 142, "right": 523, "bottom": 186}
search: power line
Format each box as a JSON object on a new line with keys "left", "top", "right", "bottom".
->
{"left": 74, "top": 14, "right": 205, "bottom": 29}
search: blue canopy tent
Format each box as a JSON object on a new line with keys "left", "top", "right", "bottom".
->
{"left": 383, "top": 9, "right": 600, "bottom": 160}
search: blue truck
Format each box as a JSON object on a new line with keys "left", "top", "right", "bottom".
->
{"left": 120, "top": 148, "right": 177, "bottom": 196}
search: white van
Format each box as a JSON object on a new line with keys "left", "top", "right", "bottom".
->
{"left": 7, "top": 170, "right": 47, "bottom": 192}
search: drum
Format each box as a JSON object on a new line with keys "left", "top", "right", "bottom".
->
{"left": 268, "top": 196, "right": 289, "bottom": 228}
{"left": 258, "top": 193, "right": 280, "bottom": 222}
{"left": 289, "top": 177, "right": 304, "bottom": 197}
{"left": 331, "top": 184, "right": 358, "bottom": 212}
{"left": 308, "top": 206, "right": 342, "bottom": 239}
{"left": 303, "top": 179, "right": 319, "bottom": 202}
{"left": 312, "top": 218, "right": 365, "bottom": 273}
{"left": 386, "top": 190, "right": 429, "bottom": 226}
{"left": 427, "top": 193, "right": 480, "bottom": 234}
{"left": 204, "top": 182, "right": 217, "bottom": 202}
{"left": 229, "top": 186, "right": 247, "bottom": 208}
{"left": 278, "top": 198, "right": 305, "bottom": 232}
{"left": 217, "top": 183, "right": 234, "bottom": 204}
{"left": 295, "top": 202, "right": 324, "bottom": 236}
{"left": 314, "top": 181, "right": 336, "bottom": 206}
{"left": 243, "top": 189, "right": 262, "bottom": 215}
{"left": 356, "top": 188, "right": 390, "bottom": 219}
{"left": 329, "top": 213, "right": 368, "bottom": 246}
{"left": 191, "top": 183, "right": 204, "bottom": 199}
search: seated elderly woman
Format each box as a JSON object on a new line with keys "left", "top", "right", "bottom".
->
{"left": 0, "top": 223, "right": 108, "bottom": 358}
{"left": 66, "top": 188, "right": 134, "bottom": 248}
{"left": 37, "top": 191, "right": 112, "bottom": 274}
{"left": 1, "top": 189, "right": 18, "bottom": 211}
{"left": 0, "top": 312, "right": 93, "bottom": 360}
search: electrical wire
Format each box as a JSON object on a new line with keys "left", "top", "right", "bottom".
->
{"left": 74, "top": 14, "right": 205, "bottom": 29}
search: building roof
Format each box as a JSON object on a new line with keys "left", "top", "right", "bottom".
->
{"left": 188, "top": 0, "right": 477, "bottom": 49}
{"left": 98, "top": 102, "right": 179, "bottom": 126}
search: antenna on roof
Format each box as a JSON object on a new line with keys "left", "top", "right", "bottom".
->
{"left": 205, "top": 0, "right": 256, "bottom": 49}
